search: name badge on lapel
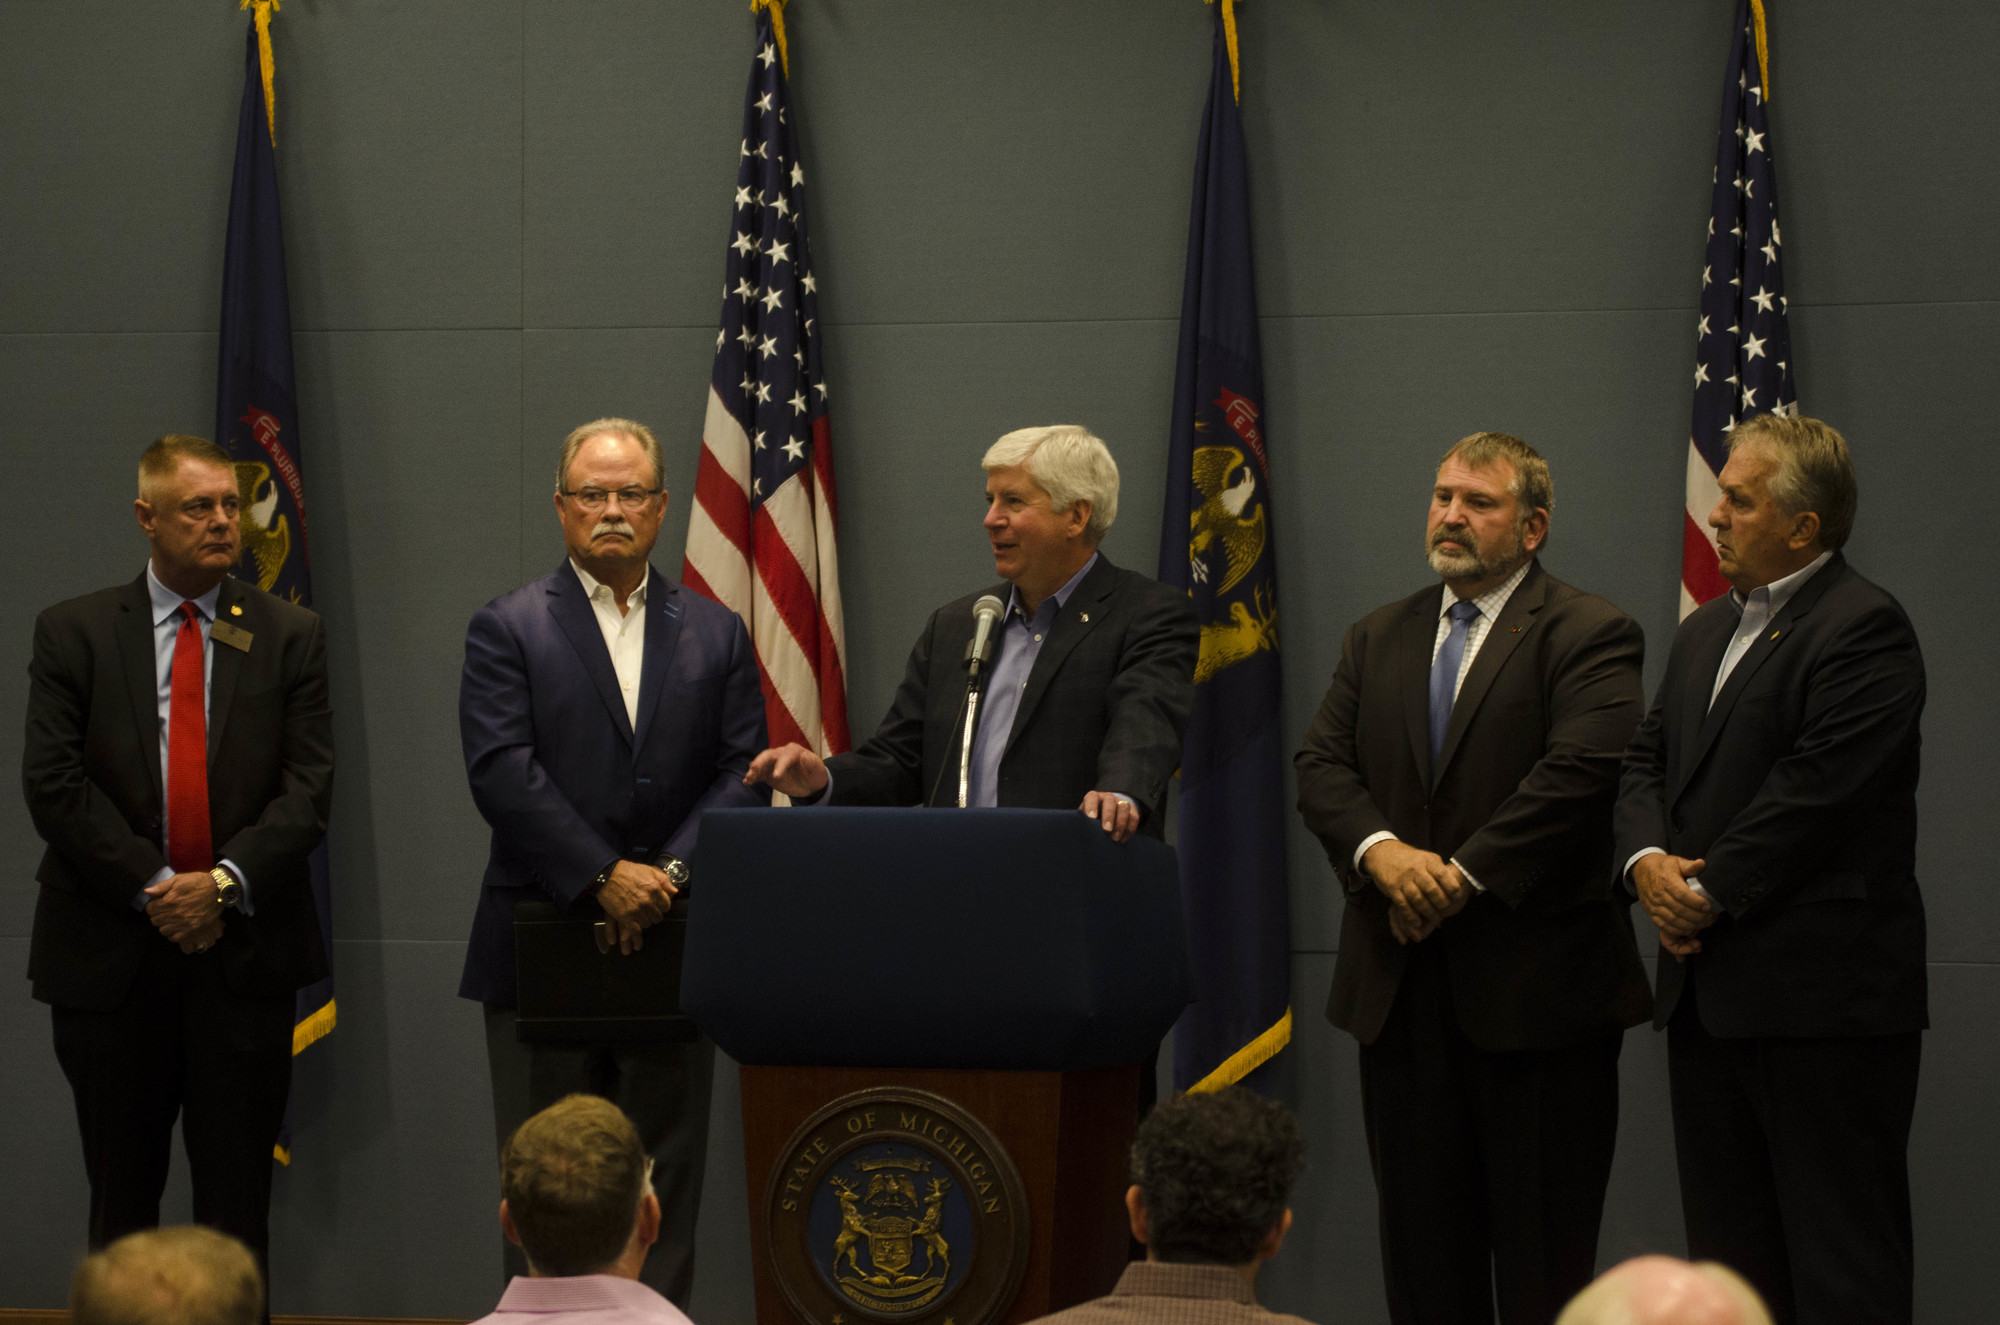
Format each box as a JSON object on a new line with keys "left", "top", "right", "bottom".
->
{"left": 211, "top": 621, "right": 254, "bottom": 653}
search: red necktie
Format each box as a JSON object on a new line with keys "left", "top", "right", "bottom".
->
{"left": 167, "top": 601, "right": 212, "bottom": 874}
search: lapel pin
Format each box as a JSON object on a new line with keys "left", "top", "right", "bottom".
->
{"left": 1510, "top": 626, "right": 1522, "bottom": 633}
{"left": 1079, "top": 612, "right": 1090, "bottom": 623}
{"left": 230, "top": 605, "right": 243, "bottom": 616}
{"left": 1770, "top": 629, "right": 1781, "bottom": 640}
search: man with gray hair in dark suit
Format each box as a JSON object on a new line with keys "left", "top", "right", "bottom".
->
{"left": 745, "top": 424, "right": 1198, "bottom": 844}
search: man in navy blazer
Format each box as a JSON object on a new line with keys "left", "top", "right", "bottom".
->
{"left": 1616, "top": 414, "right": 1926, "bottom": 1325}
{"left": 458, "top": 418, "right": 767, "bottom": 1307}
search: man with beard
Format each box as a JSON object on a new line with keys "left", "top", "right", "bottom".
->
{"left": 1294, "top": 432, "right": 1651, "bottom": 1325}
{"left": 458, "top": 418, "right": 767, "bottom": 1307}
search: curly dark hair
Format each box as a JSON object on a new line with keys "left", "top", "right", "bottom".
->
{"left": 1130, "top": 1088, "right": 1305, "bottom": 1265}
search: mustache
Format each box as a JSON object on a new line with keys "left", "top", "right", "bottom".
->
{"left": 1429, "top": 523, "right": 1475, "bottom": 551}
{"left": 590, "top": 519, "right": 635, "bottom": 539}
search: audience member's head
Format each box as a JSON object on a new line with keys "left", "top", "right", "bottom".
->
{"left": 1556, "top": 1255, "right": 1774, "bottom": 1325}
{"left": 1126, "top": 1088, "right": 1305, "bottom": 1275}
{"left": 70, "top": 1226, "right": 262, "bottom": 1325}
{"left": 500, "top": 1094, "right": 660, "bottom": 1280}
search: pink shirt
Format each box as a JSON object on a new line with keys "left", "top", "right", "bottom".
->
{"left": 471, "top": 1275, "right": 696, "bottom": 1325}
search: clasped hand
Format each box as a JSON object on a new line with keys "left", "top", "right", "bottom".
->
{"left": 143, "top": 871, "right": 224, "bottom": 955}
{"left": 596, "top": 860, "right": 679, "bottom": 956}
{"left": 1362, "top": 839, "right": 1471, "bottom": 945}
{"left": 1632, "top": 853, "right": 1715, "bottom": 961}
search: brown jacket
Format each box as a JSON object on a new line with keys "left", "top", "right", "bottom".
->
{"left": 1294, "top": 560, "right": 1652, "bottom": 1051}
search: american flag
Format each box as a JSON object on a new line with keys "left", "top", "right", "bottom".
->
{"left": 1683, "top": 0, "right": 1797, "bottom": 617}
{"left": 683, "top": 11, "right": 850, "bottom": 755}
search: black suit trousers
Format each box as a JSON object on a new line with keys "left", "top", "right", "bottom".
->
{"left": 1668, "top": 981, "right": 1920, "bottom": 1325}
{"left": 1358, "top": 942, "right": 1622, "bottom": 1325}
{"left": 51, "top": 938, "right": 294, "bottom": 1279}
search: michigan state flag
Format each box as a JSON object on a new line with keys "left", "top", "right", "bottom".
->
{"left": 1157, "top": 6, "right": 1292, "bottom": 1094}
{"left": 217, "top": 17, "right": 334, "bottom": 1160}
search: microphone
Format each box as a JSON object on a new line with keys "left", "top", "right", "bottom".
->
{"left": 965, "top": 594, "right": 1005, "bottom": 673}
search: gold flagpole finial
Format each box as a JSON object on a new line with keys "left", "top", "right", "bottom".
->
{"left": 239, "top": 0, "right": 281, "bottom": 145}
{"left": 1206, "top": 0, "right": 1241, "bottom": 104}
{"left": 1748, "top": 0, "right": 1771, "bottom": 101}
{"left": 751, "top": 0, "right": 790, "bottom": 78}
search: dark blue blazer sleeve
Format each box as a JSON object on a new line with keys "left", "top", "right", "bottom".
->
{"left": 459, "top": 600, "right": 617, "bottom": 905}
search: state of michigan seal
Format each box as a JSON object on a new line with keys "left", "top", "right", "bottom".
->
{"left": 766, "top": 1087, "right": 1029, "bottom": 1325}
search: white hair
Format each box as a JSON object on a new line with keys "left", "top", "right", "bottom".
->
{"left": 981, "top": 425, "right": 1119, "bottom": 541}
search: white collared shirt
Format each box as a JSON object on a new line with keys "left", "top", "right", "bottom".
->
{"left": 1352, "top": 558, "right": 1537, "bottom": 890}
{"left": 570, "top": 560, "right": 648, "bottom": 730}
{"left": 1709, "top": 549, "right": 1832, "bottom": 707}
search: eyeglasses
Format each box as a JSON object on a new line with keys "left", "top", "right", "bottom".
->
{"left": 560, "top": 486, "right": 662, "bottom": 512}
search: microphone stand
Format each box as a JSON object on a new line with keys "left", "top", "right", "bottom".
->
{"left": 956, "top": 655, "right": 988, "bottom": 809}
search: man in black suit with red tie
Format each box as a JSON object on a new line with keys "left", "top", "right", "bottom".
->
{"left": 1616, "top": 413, "right": 1927, "bottom": 1325}
{"left": 23, "top": 434, "right": 334, "bottom": 1291}
{"left": 1295, "top": 432, "right": 1651, "bottom": 1325}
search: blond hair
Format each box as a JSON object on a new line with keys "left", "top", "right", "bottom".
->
{"left": 70, "top": 1226, "right": 262, "bottom": 1325}
{"left": 502, "top": 1094, "right": 650, "bottom": 1276}
{"left": 138, "top": 435, "right": 233, "bottom": 503}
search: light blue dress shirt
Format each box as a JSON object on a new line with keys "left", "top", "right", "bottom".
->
{"left": 139, "top": 564, "right": 252, "bottom": 913}
{"left": 965, "top": 553, "right": 1132, "bottom": 809}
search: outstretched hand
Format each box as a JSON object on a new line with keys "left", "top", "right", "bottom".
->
{"left": 744, "top": 743, "right": 829, "bottom": 798}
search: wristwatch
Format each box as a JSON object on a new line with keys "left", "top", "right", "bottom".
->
{"left": 658, "top": 855, "right": 691, "bottom": 892}
{"left": 210, "top": 867, "right": 243, "bottom": 911}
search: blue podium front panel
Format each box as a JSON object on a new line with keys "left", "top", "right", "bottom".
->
{"left": 682, "top": 808, "right": 1193, "bottom": 1069}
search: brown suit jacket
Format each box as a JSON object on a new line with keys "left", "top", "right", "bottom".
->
{"left": 1024, "top": 1262, "right": 1318, "bottom": 1325}
{"left": 1294, "top": 559, "right": 1651, "bottom": 1051}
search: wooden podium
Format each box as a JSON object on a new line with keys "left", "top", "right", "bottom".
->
{"left": 684, "top": 809, "right": 1191, "bottom": 1325}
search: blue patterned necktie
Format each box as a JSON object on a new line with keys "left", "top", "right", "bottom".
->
{"left": 1429, "top": 598, "right": 1482, "bottom": 772}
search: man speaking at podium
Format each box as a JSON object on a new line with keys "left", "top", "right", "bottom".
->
{"left": 746, "top": 425, "right": 1198, "bottom": 844}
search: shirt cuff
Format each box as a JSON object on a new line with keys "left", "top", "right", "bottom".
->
{"left": 217, "top": 859, "right": 254, "bottom": 917}
{"left": 1353, "top": 830, "right": 1398, "bottom": 872}
{"left": 135, "top": 865, "right": 174, "bottom": 910}
{"left": 1624, "top": 846, "right": 1666, "bottom": 881}
{"left": 1687, "top": 878, "right": 1713, "bottom": 902}
{"left": 1449, "top": 857, "right": 1485, "bottom": 893}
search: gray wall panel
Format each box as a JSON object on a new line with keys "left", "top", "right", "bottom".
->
{"left": 280, "top": 1, "right": 526, "bottom": 332}
{"left": 521, "top": 3, "right": 750, "bottom": 331}
{"left": 0, "top": 5, "right": 240, "bottom": 334}
{"left": 260, "top": 938, "right": 502, "bottom": 1318}
{"left": 0, "top": 0, "right": 1992, "bottom": 1316}
{"left": 779, "top": 1, "right": 1209, "bottom": 328}
{"left": 0, "top": 937, "right": 91, "bottom": 1303}
{"left": 1912, "top": 964, "right": 2000, "bottom": 1323}
{"left": 297, "top": 331, "right": 525, "bottom": 942}
{"left": 1774, "top": 3, "right": 2000, "bottom": 307}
